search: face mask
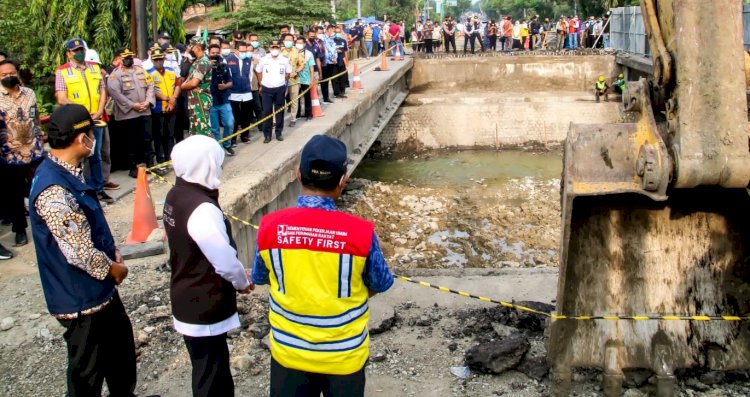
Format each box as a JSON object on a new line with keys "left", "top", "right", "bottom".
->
{"left": 221, "top": 49, "right": 231, "bottom": 56}
{"left": 295, "top": 43, "right": 305, "bottom": 50}
{"left": 284, "top": 41, "right": 293, "bottom": 48}
{"left": 317, "top": 34, "right": 324, "bottom": 40}
{"left": 73, "top": 51, "right": 86, "bottom": 63}
{"left": 122, "top": 58, "right": 134, "bottom": 68}
{"left": 270, "top": 49, "right": 280, "bottom": 57}
{"left": 166, "top": 54, "right": 176, "bottom": 61}
{"left": 210, "top": 55, "right": 222, "bottom": 63}
{"left": 239, "top": 52, "right": 249, "bottom": 60}
{"left": 0, "top": 76, "right": 20, "bottom": 89}
{"left": 250, "top": 41, "right": 260, "bottom": 48}
{"left": 153, "top": 61, "right": 164, "bottom": 69}
{"left": 83, "top": 135, "right": 96, "bottom": 158}
{"left": 335, "top": 33, "right": 342, "bottom": 39}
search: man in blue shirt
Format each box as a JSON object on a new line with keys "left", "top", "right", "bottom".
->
{"left": 252, "top": 135, "right": 393, "bottom": 397}
{"left": 372, "top": 24, "right": 382, "bottom": 56}
{"left": 208, "top": 43, "right": 234, "bottom": 156}
{"left": 321, "top": 25, "right": 338, "bottom": 104}
{"left": 333, "top": 27, "right": 349, "bottom": 99}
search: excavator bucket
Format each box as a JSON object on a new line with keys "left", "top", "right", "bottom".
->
{"left": 548, "top": 122, "right": 750, "bottom": 397}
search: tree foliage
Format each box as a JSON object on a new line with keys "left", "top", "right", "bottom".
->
{"left": 9, "top": 0, "right": 189, "bottom": 78}
{"left": 479, "top": 0, "right": 640, "bottom": 21}
{"left": 234, "top": 0, "right": 334, "bottom": 42}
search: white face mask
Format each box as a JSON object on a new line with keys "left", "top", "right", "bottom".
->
{"left": 84, "top": 135, "right": 96, "bottom": 158}
{"left": 295, "top": 43, "right": 305, "bottom": 50}
{"left": 221, "top": 49, "right": 231, "bottom": 56}
{"left": 270, "top": 49, "right": 280, "bottom": 57}
{"left": 317, "top": 34, "right": 324, "bottom": 40}
{"left": 166, "top": 54, "right": 176, "bottom": 61}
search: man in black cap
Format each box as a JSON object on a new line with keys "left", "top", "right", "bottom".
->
{"left": 158, "top": 31, "right": 171, "bottom": 47}
{"left": 252, "top": 135, "right": 394, "bottom": 397}
{"left": 28, "top": 104, "right": 139, "bottom": 397}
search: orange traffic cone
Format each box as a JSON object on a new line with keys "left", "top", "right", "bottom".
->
{"left": 379, "top": 51, "right": 389, "bottom": 71}
{"left": 310, "top": 76, "right": 325, "bottom": 118}
{"left": 125, "top": 166, "right": 159, "bottom": 245}
{"left": 352, "top": 62, "right": 362, "bottom": 90}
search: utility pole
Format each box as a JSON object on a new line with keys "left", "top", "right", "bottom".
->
{"left": 357, "top": 0, "right": 361, "bottom": 18}
{"left": 331, "top": 0, "right": 336, "bottom": 20}
{"left": 151, "top": 0, "right": 158, "bottom": 43}
{"left": 134, "top": 0, "right": 148, "bottom": 58}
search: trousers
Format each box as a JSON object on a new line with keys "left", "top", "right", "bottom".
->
{"left": 210, "top": 103, "right": 234, "bottom": 149}
{"left": 119, "top": 116, "right": 154, "bottom": 169}
{"left": 261, "top": 85, "right": 287, "bottom": 139}
{"left": 270, "top": 357, "right": 365, "bottom": 397}
{"left": 151, "top": 112, "right": 175, "bottom": 163}
{"left": 57, "top": 292, "right": 137, "bottom": 397}
{"left": 184, "top": 333, "right": 234, "bottom": 397}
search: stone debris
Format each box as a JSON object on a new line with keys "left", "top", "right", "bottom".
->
{"left": 465, "top": 335, "right": 530, "bottom": 374}
{"left": 1, "top": 317, "right": 15, "bottom": 331}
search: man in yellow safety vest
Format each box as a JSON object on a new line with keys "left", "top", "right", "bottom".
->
{"left": 54, "top": 38, "right": 113, "bottom": 204}
{"left": 252, "top": 135, "right": 394, "bottom": 397}
{"left": 147, "top": 48, "right": 180, "bottom": 165}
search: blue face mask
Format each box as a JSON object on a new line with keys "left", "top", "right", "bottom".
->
{"left": 335, "top": 33, "right": 343, "bottom": 39}
{"left": 239, "top": 52, "right": 249, "bottom": 60}
{"left": 251, "top": 41, "right": 260, "bottom": 49}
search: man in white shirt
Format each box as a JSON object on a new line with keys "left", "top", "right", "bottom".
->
{"left": 163, "top": 135, "right": 253, "bottom": 397}
{"left": 255, "top": 40, "right": 291, "bottom": 143}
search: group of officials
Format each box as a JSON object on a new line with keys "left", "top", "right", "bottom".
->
{"left": 32, "top": 102, "right": 393, "bottom": 397}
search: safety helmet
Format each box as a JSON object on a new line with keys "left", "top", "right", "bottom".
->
{"left": 598, "top": 76, "right": 605, "bottom": 82}
{"left": 618, "top": 73, "right": 624, "bottom": 79}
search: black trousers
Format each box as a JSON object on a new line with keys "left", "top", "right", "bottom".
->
{"left": 471, "top": 32, "right": 484, "bottom": 53}
{"left": 0, "top": 161, "right": 38, "bottom": 233}
{"left": 119, "top": 115, "right": 154, "bottom": 169}
{"left": 151, "top": 112, "right": 175, "bottom": 163}
{"left": 296, "top": 84, "right": 312, "bottom": 119}
{"left": 490, "top": 36, "right": 497, "bottom": 51}
{"left": 184, "top": 333, "right": 234, "bottom": 397}
{"left": 230, "top": 99, "right": 254, "bottom": 142}
{"left": 261, "top": 85, "right": 287, "bottom": 139}
{"left": 175, "top": 94, "right": 189, "bottom": 144}
{"left": 425, "top": 38, "right": 433, "bottom": 53}
{"left": 333, "top": 64, "right": 347, "bottom": 96}
{"left": 270, "top": 357, "right": 365, "bottom": 397}
{"left": 444, "top": 34, "right": 456, "bottom": 53}
{"left": 57, "top": 292, "right": 137, "bottom": 397}
{"left": 321, "top": 64, "right": 335, "bottom": 102}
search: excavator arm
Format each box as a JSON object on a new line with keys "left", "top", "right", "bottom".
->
{"left": 549, "top": 1, "right": 750, "bottom": 396}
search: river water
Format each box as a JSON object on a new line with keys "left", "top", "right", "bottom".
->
{"left": 352, "top": 150, "right": 562, "bottom": 187}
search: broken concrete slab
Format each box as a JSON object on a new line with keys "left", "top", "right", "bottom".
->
{"left": 120, "top": 241, "right": 165, "bottom": 260}
{"left": 465, "top": 335, "right": 530, "bottom": 374}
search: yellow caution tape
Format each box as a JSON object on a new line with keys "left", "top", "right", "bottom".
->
{"left": 394, "top": 275, "right": 750, "bottom": 322}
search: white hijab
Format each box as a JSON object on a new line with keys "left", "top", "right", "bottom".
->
{"left": 171, "top": 135, "right": 225, "bottom": 190}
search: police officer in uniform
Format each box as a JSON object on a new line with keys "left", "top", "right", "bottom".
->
{"left": 148, "top": 48, "right": 180, "bottom": 164}
{"left": 107, "top": 49, "right": 156, "bottom": 178}
{"left": 252, "top": 135, "right": 394, "bottom": 397}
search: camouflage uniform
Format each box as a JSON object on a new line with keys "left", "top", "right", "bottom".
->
{"left": 186, "top": 54, "right": 213, "bottom": 137}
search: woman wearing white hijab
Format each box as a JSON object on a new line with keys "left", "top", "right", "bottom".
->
{"left": 163, "top": 135, "right": 253, "bottom": 397}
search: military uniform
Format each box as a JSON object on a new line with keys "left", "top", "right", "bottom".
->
{"left": 186, "top": 54, "right": 213, "bottom": 137}
{"left": 107, "top": 50, "right": 156, "bottom": 173}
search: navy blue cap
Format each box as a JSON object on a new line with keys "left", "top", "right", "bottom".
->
{"left": 300, "top": 135, "right": 351, "bottom": 181}
{"left": 65, "top": 38, "right": 86, "bottom": 51}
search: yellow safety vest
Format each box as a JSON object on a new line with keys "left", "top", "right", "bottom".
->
{"left": 257, "top": 207, "right": 374, "bottom": 375}
{"left": 597, "top": 81, "right": 607, "bottom": 91}
{"left": 150, "top": 68, "right": 177, "bottom": 113}
{"left": 60, "top": 63, "right": 102, "bottom": 113}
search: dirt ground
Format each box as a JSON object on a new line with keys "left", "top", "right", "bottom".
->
{"left": 1, "top": 153, "right": 750, "bottom": 396}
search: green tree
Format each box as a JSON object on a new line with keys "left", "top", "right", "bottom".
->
{"left": 18, "top": 0, "right": 187, "bottom": 78}
{"left": 234, "top": 0, "right": 334, "bottom": 42}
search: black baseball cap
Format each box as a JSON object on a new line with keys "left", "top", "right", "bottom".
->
{"left": 160, "top": 32, "right": 171, "bottom": 39}
{"left": 47, "top": 104, "right": 93, "bottom": 141}
{"left": 300, "top": 135, "right": 351, "bottom": 181}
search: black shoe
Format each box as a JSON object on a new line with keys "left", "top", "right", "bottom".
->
{"left": 129, "top": 169, "right": 138, "bottom": 178}
{"left": 231, "top": 142, "right": 238, "bottom": 148}
{"left": 322, "top": 99, "right": 333, "bottom": 104}
{"left": 224, "top": 147, "right": 235, "bottom": 156}
{"left": 290, "top": 120, "right": 296, "bottom": 127}
{"left": 14, "top": 232, "right": 28, "bottom": 247}
{"left": 263, "top": 137, "right": 271, "bottom": 144}
{"left": 338, "top": 94, "right": 347, "bottom": 99}
{"left": 306, "top": 116, "right": 313, "bottom": 121}
{"left": 98, "top": 192, "right": 115, "bottom": 205}
{"left": 276, "top": 136, "right": 284, "bottom": 142}
{"left": 153, "top": 167, "right": 168, "bottom": 177}
{"left": 0, "top": 243, "right": 12, "bottom": 260}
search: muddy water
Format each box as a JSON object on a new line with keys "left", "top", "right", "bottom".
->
{"left": 343, "top": 150, "right": 563, "bottom": 270}
{"left": 353, "top": 150, "right": 562, "bottom": 187}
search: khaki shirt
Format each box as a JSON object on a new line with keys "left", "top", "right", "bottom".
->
{"left": 107, "top": 65, "right": 155, "bottom": 121}
{"left": 281, "top": 47, "right": 305, "bottom": 83}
